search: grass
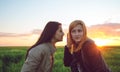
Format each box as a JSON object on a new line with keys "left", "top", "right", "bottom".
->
{"left": 0, "top": 46, "right": 120, "bottom": 72}
{"left": 100, "top": 46, "right": 120, "bottom": 72}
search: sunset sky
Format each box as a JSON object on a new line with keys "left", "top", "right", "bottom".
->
{"left": 0, "top": 0, "right": 120, "bottom": 46}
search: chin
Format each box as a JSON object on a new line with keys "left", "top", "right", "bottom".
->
{"left": 75, "top": 41, "right": 80, "bottom": 43}
{"left": 57, "top": 39, "right": 62, "bottom": 42}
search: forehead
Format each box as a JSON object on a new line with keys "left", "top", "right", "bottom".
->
{"left": 57, "top": 25, "right": 62, "bottom": 30}
{"left": 72, "top": 25, "right": 82, "bottom": 30}
{"left": 58, "top": 25, "right": 62, "bottom": 28}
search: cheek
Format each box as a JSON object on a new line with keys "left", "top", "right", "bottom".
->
{"left": 71, "top": 33, "right": 76, "bottom": 39}
{"left": 80, "top": 32, "right": 84, "bottom": 36}
{"left": 55, "top": 32, "right": 61, "bottom": 39}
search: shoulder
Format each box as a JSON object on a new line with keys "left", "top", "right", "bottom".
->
{"left": 81, "top": 38, "right": 100, "bottom": 57}
{"left": 29, "top": 43, "right": 50, "bottom": 55}
{"left": 82, "top": 38, "right": 98, "bottom": 52}
{"left": 33, "top": 43, "right": 48, "bottom": 50}
{"left": 83, "top": 38, "right": 96, "bottom": 46}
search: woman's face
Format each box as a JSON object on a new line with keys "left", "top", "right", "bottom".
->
{"left": 54, "top": 25, "right": 64, "bottom": 42}
{"left": 71, "top": 25, "right": 83, "bottom": 44}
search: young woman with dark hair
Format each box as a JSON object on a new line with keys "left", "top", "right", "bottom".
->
{"left": 21, "top": 21, "right": 64, "bottom": 72}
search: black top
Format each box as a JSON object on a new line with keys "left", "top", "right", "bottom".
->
{"left": 63, "top": 39, "right": 111, "bottom": 72}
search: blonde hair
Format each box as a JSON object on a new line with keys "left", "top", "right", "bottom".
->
{"left": 67, "top": 20, "right": 87, "bottom": 54}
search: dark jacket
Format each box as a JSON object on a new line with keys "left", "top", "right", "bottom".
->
{"left": 63, "top": 39, "right": 111, "bottom": 72}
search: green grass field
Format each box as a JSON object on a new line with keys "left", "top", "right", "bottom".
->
{"left": 0, "top": 46, "right": 120, "bottom": 72}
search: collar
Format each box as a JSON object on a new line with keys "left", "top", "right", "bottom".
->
{"left": 46, "top": 42, "right": 56, "bottom": 54}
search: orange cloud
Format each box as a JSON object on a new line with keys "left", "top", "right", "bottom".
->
{"left": 0, "top": 29, "right": 42, "bottom": 46}
{"left": 0, "top": 23, "right": 120, "bottom": 46}
{"left": 87, "top": 23, "right": 120, "bottom": 38}
{"left": 87, "top": 23, "right": 120, "bottom": 46}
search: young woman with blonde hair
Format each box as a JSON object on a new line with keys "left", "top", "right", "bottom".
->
{"left": 63, "top": 20, "right": 111, "bottom": 72}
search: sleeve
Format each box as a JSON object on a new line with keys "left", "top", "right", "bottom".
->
{"left": 63, "top": 46, "right": 73, "bottom": 67}
{"left": 21, "top": 48, "right": 43, "bottom": 72}
{"left": 82, "top": 41, "right": 111, "bottom": 72}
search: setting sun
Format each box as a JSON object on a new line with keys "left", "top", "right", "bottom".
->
{"left": 94, "top": 38, "right": 110, "bottom": 46}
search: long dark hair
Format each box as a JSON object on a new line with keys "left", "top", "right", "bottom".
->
{"left": 26, "top": 21, "right": 61, "bottom": 59}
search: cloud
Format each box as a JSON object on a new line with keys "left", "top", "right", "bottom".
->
{"left": 0, "top": 24, "right": 120, "bottom": 46}
{"left": 0, "top": 23, "right": 120, "bottom": 38}
{"left": 0, "top": 29, "right": 43, "bottom": 37}
{"left": 31, "top": 29, "right": 42, "bottom": 34}
{"left": 0, "top": 32, "right": 15, "bottom": 37}
{"left": 0, "top": 32, "right": 31, "bottom": 37}
{"left": 0, "top": 29, "right": 42, "bottom": 46}
{"left": 87, "top": 23, "right": 120, "bottom": 38}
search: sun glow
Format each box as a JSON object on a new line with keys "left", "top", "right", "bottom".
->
{"left": 94, "top": 38, "right": 110, "bottom": 47}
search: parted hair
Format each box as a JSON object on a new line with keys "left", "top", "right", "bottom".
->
{"left": 25, "top": 21, "right": 61, "bottom": 59}
{"left": 67, "top": 20, "right": 88, "bottom": 53}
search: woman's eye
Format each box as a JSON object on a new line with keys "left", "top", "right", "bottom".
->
{"left": 60, "top": 30, "right": 63, "bottom": 33}
{"left": 78, "top": 29, "right": 82, "bottom": 32}
{"left": 71, "top": 30, "right": 75, "bottom": 33}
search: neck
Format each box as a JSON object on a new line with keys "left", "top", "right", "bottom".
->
{"left": 75, "top": 41, "right": 80, "bottom": 47}
{"left": 51, "top": 39, "right": 56, "bottom": 48}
